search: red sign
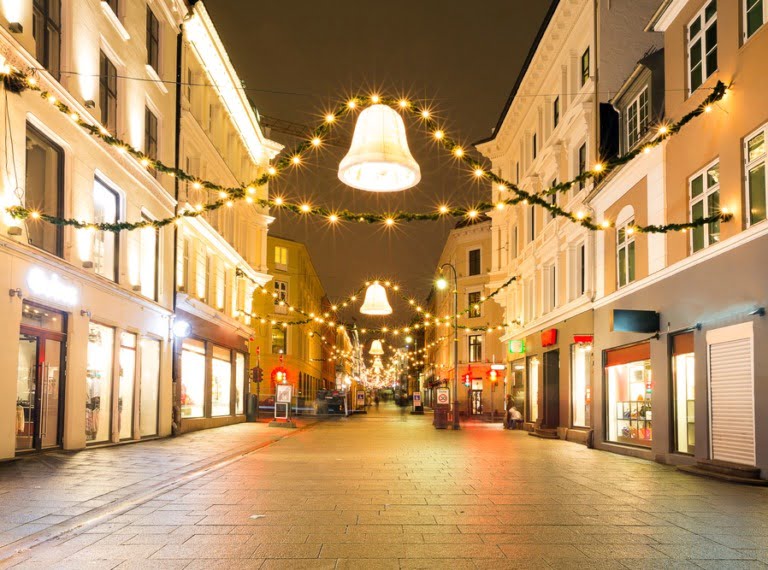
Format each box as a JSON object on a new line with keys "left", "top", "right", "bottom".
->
{"left": 573, "top": 334, "right": 593, "bottom": 344}
{"left": 541, "top": 328, "right": 558, "bottom": 347}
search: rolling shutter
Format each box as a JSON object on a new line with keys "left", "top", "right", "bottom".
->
{"left": 709, "top": 338, "right": 755, "bottom": 466}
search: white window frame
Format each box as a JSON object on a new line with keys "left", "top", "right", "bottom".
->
{"left": 274, "top": 280, "right": 288, "bottom": 314}
{"left": 139, "top": 211, "right": 159, "bottom": 301}
{"left": 545, "top": 263, "right": 557, "bottom": 312}
{"left": 93, "top": 177, "right": 121, "bottom": 282}
{"left": 745, "top": 124, "right": 767, "bottom": 227}
{"left": 687, "top": 1, "right": 718, "bottom": 95}
{"left": 467, "top": 290, "right": 482, "bottom": 319}
{"left": 744, "top": 0, "right": 767, "bottom": 42}
{"left": 570, "top": 241, "right": 587, "bottom": 301}
{"left": 626, "top": 88, "right": 649, "bottom": 151}
{"left": 617, "top": 218, "right": 636, "bottom": 289}
{"left": 468, "top": 334, "right": 483, "bottom": 363}
{"left": 689, "top": 159, "right": 721, "bottom": 252}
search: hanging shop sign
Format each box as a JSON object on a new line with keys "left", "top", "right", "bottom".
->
{"left": 27, "top": 267, "right": 78, "bottom": 306}
{"left": 509, "top": 339, "right": 526, "bottom": 354}
{"left": 573, "top": 334, "right": 594, "bottom": 344}
{"left": 541, "top": 328, "right": 558, "bottom": 347}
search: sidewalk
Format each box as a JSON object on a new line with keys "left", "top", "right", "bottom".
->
{"left": 0, "top": 419, "right": 315, "bottom": 560}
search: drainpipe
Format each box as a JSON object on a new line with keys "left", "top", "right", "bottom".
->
{"left": 170, "top": 24, "right": 183, "bottom": 436}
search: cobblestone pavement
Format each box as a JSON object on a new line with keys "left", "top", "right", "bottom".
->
{"left": 3, "top": 405, "right": 768, "bottom": 569}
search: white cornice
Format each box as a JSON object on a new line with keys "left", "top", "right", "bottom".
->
{"left": 177, "top": 293, "right": 254, "bottom": 339}
{"left": 648, "top": 0, "right": 687, "bottom": 32}
{"left": 499, "top": 296, "right": 593, "bottom": 343}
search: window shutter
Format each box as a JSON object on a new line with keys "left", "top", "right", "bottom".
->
{"left": 709, "top": 338, "right": 755, "bottom": 465}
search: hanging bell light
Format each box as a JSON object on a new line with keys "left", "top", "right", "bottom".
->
{"left": 369, "top": 339, "right": 384, "bottom": 355}
{"left": 338, "top": 104, "right": 421, "bottom": 192}
{"left": 360, "top": 281, "right": 393, "bottom": 316}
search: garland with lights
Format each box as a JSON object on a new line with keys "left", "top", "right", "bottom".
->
{"left": 0, "top": 63, "right": 730, "bottom": 235}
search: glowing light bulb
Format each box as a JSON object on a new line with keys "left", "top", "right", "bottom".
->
{"left": 141, "top": 158, "right": 150, "bottom": 167}
{"left": 273, "top": 197, "right": 284, "bottom": 206}
{"left": 219, "top": 191, "right": 228, "bottom": 199}
{"left": 300, "top": 203, "right": 311, "bottom": 213}
{"left": 593, "top": 163, "right": 604, "bottom": 173}
{"left": 325, "top": 113, "right": 335, "bottom": 123}
{"left": 47, "top": 95, "right": 56, "bottom": 104}
{"left": 439, "top": 205, "right": 449, "bottom": 214}
{"left": 434, "top": 130, "right": 444, "bottom": 140}
{"left": 311, "top": 137, "right": 322, "bottom": 147}
{"left": 370, "top": 94, "right": 380, "bottom": 104}
{"left": 245, "top": 196, "right": 254, "bottom": 204}
{"left": 267, "top": 166, "right": 277, "bottom": 176}
{"left": 385, "top": 217, "right": 395, "bottom": 226}
{"left": 247, "top": 186, "right": 256, "bottom": 194}
{"left": 69, "top": 112, "right": 79, "bottom": 122}
{"left": 601, "top": 220, "right": 611, "bottom": 229}
{"left": 421, "top": 109, "right": 431, "bottom": 119}
{"left": 30, "top": 211, "right": 41, "bottom": 219}
{"left": 399, "top": 99, "right": 409, "bottom": 108}
{"left": 498, "top": 184, "right": 507, "bottom": 191}
{"left": 704, "top": 105, "right": 712, "bottom": 113}
{"left": 474, "top": 168, "right": 484, "bottom": 177}
{"left": 291, "top": 155, "right": 301, "bottom": 165}
{"left": 226, "top": 201, "right": 233, "bottom": 208}
{"left": 496, "top": 203, "right": 505, "bottom": 211}
{"left": 576, "top": 211, "right": 585, "bottom": 220}
{"left": 347, "top": 99, "right": 357, "bottom": 109}
{"left": 192, "top": 181, "right": 202, "bottom": 190}
{"left": 27, "top": 77, "right": 37, "bottom": 86}
{"left": 658, "top": 125, "right": 669, "bottom": 135}
{"left": 328, "top": 214, "right": 339, "bottom": 223}
{"left": 468, "top": 210, "right": 479, "bottom": 219}
{"left": 453, "top": 147, "right": 464, "bottom": 158}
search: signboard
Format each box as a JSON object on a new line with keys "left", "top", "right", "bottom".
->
{"left": 573, "top": 334, "right": 594, "bottom": 344}
{"left": 612, "top": 310, "right": 660, "bottom": 333}
{"left": 356, "top": 392, "right": 365, "bottom": 406}
{"left": 436, "top": 388, "right": 450, "bottom": 406}
{"left": 413, "top": 392, "right": 421, "bottom": 406}
{"left": 491, "top": 364, "right": 506, "bottom": 371}
{"left": 509, "top": 339, "right": 526, "bottom": 354}
{"left": 276, "top": 384, "right": 292, "bottom": 403}
{"left": 27, "top": 267, "right": 78, "bottom": 306}
{"left": 471, "top": 379, "right": 483, "bottom": 390}
{"left": 541, "top": 328, "right": 558, "bottom": 347}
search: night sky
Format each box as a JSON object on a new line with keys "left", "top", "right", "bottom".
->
{"left": 205, "top": 0, "right": 554, "bottom": 323}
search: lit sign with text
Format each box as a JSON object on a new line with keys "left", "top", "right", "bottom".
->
{"left": 27, "top": 268, "right": 78, "bottom": 306}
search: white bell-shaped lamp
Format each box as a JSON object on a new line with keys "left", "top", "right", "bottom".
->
{"left": 369, "top": 339, "right": 384, "bottom": 355}
{"left": 338, "top": 104, "right": 421, "bottom": 192}
{"left": 360, "top": 282, "right": 393, "bottom": 316}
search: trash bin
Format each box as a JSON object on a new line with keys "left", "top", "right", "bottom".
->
{"left": 246, "top": 393, "right": 258, "bottom": 422}
{"left": 433, "top": 407, "right": 448, "bottom": 429}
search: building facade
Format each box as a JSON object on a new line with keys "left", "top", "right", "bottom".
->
{"left": 427, "top": 218, "right": 506, "bottom": 419}
{"left": 587, "top": 0, "right": 768, "bottom": 477}
{"left": 0, "top": 0, "right": 184, "bottom": 458}
{"left": 476, "top": 0, "right": 663, "bottom": 440}
{"left": 173, "top": 2, "right": 279, "bottom": 434}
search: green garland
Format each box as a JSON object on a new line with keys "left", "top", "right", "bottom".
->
{"left": 0, "top": 65, "right": 730, "bottom": 235}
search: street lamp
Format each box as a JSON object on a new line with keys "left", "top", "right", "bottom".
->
{"left": 436, "top": 263, "right": 460, "bottom": 430}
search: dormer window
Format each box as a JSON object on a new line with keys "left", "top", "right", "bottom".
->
{"left": 626, "top": 88, "right": 649, "bottom": 150}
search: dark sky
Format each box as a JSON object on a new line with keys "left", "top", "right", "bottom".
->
{"left": 205, "top": 0, "right": 554, "bottom": 322}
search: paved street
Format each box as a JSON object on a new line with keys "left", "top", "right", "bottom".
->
{"left": 2, "top": 405, "right": 768, "bottom": 569}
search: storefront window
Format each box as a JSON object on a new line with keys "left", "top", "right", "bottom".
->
{"left": 118, "top": 332, "right": 137, "bottom": 440}
{"left": 211, "top": 345, "right": 232, "bottom": 416}
{"left": 606, "top": 343, "right": 652, "bottom": 448}
{"left": 235, "top": 352, "right": 245, "bottom": 415}
{"left": 86, "top": 323, "right": 114, "bottom": 443}
{"left": 181, "top": 339, "right": 205, "bottom": 418}
{"left": 527, "top": 357, "right": 540, "bottom": 423}
{"left": 672, "top": 332, "right": 695, "bottom": 454}
{"left": 139, "top": 338, "right": 160, "bottom": 437}
{"left": 571, "top": 343, "right": 592, "bottom": 427}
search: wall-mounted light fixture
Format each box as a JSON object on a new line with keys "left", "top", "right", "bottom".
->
{"left": 9, "top": 22, "right": 23, "bottom": 33}
{"left": 8, "top": 288, "right": 22, "bottom": 298}
{"left": 84, "top": 99, "right": 96, "bottom": 109}
{"left": 80, "top": 309, "right": 92, "bottom": 318}
{"left": 749, "top": 307, "right": 766, "bottom": 317}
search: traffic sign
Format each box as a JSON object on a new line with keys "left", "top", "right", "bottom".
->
{"left": 436, "top": 388, "right": 450, "bottom": 405}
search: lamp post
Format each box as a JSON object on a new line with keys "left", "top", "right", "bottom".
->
{"left": 436, "top": 263, "right": 460, "bottom": 430}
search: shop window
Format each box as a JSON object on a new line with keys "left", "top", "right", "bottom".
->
{"left": 626, "top": 88, "right": 649, "bottom": 150}
{"left": 745, "top": 0, "right": 766, "bottom": 40}
{"left": 468, "top": 291, "right": 481, "bottom": 318}
{"left": 468, "top": 335, "right": 482, "bottom": 363}
{"left": 672, "top": 332, "right": 695, "bottom": 454}
{"left": 272, "top": 326, "right": 287, "bottom": 354}
{"left": 235, "top": 352, "right": 245, "bottom": 415}
{"left": 688, "top": 0, "right": 717, "bottom": 94}
{"left": 605, "top": 343, "right": 652, "bottom": 447}
{"left": 274, "top": 246, "right": 288, "bottom": 268}
{"left": 468, "top": 249, "right": 481, "bottom": 276}
{"left": 746, "top": 127, "right": 766, "bottom": 226}
{"left": 118, "top": 332, "right": 137, "bottom": 440}
{"left": 140, "top": 213, "right": 159, "bottom": 300}
{"left": 32, "top": 0, "right": 61, "bottom": 79}
{"left": 181, "top": 339, "right": 205, "bottom": 418}
{"left": 139, "top": 337, "right": 160, "bottom": 437}
{"left": 571, "top": 343, "right": 592, "bottom": 427}
{"left": 25, "top": 124, "right": 64, "bottom": 257}
{"left": 93, "top": 179, "right": 120, "bottom": 281}
{"left": 146, "top": 6, "right": 160, "bottom": 72}
{"left": 211, "top": 346, "right": 232, "bottom": 417}
{"left": 86, "top": 323, "right": 115, "bottom": 443}
{"left": 581, "top": 47, "right": 590, "bottom": 86}
{"left": 528, "top": 357, "right": 540, "bottom": 423}
{"left": 690, "top": 161, "right": 720, "bottom": 252}
{"left": 99, "top": 51, "right": 118, "bottom": 133}
{"left": 617, "top": 219, "right": 636, "bottom": 288}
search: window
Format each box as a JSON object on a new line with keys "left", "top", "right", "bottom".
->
{"left": 746, "top": 127, "right": 766, "bottom": 226}
{"left": 553, "top": 96, "right": 560, "bottom": 129}
{"left": 274, "top": 246, "right": 288, "bottom": 267}
{"left": 672, "top": 332, "right": 695, "bottom": 454}
{"left": 32, "top": 0, "right": 61, "bottom": 79}
{"left": 581, "top": 48, "right": 590, "bottom": 86}
{"left": 86, "top": 323, "right": 115, "bottom": 442}
{"left": 195, "top": 243, "right": 209, "bottom": 301}
{"left": 468, "top": 249, "right": 481, "bottom": 276}
{"left": 617, "top": 219, "right": 636, "bottom": 288}
{"left": 25, "top": 124, "right": 64, "bottom": 257}
{"left": 235, "top": 353, "right": 245, "bottom": 415}
{"left": 688, "top": 0, "right": 718, "bottom": 93}
{"left": 626, "top": 88, "right": 650, "bottom": 150}
{"left": 139, "top": 337, "right": 160, "bottom": 437}
{"left": 746, "top": 0, "right": 766, "bottom": 40}
{"left": 118, "top": 332, "right": 137, "bottom": 440}
{"left": 606, "top": 343, "right": 652, "bottom": 448}
{"left": 211, "top": 346, "right": 232, "bottom": 417}
{"left": 271, "top": 326, "right": 287, "bottom": 354}
{"left": 529, "top": 204, "right": 536, "bottom": 242}
{"left": 689, "top": 161, "right": 720, "bottom": 252}
{"left": 93, "top": 179, "right": 120, "bottom": 281}
{"left": 571, "top": 343, "right": 591, "bottom": 427}
{"left": 576, "top": 243, "right": 586, "bottom": 297}
{"left": 468, "top": 335, "right": 482, "bottom": 363}
{"left": 146, "top": 7, "right": 160, "bottom": 72}
{"left": 516, "top": 162, "right": 520, "bottom": 184}
{"left": 512, "top": 224, "right": 519, "bottom": 257}
{"left": 577, "top": 143, "right": 587, "bottom": 191}
{"left": 532, "top": 133, "right": 537, "bottom": 160}
{"left": 144, "top": 107, "right": 158, "bottom": 175}
{"left": 140, "top": 214, "right": 159, "bottom": 300}
{"left": 99, "top": 51, "right": 118, "bottom": 133}
{"left": 468, "top": 291, "right": 481, "bottom": 318}
{"left": 181, "top": 339, "right": 205, "bottom": 418}
{"left": 274, "top": 280, "right": 288, "bottom": 303}
{"left": 548, "top": 179, "right": 557, "bottom": 220}
{"left": 547, "top": 265, "right": 557, "bottom": 311}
